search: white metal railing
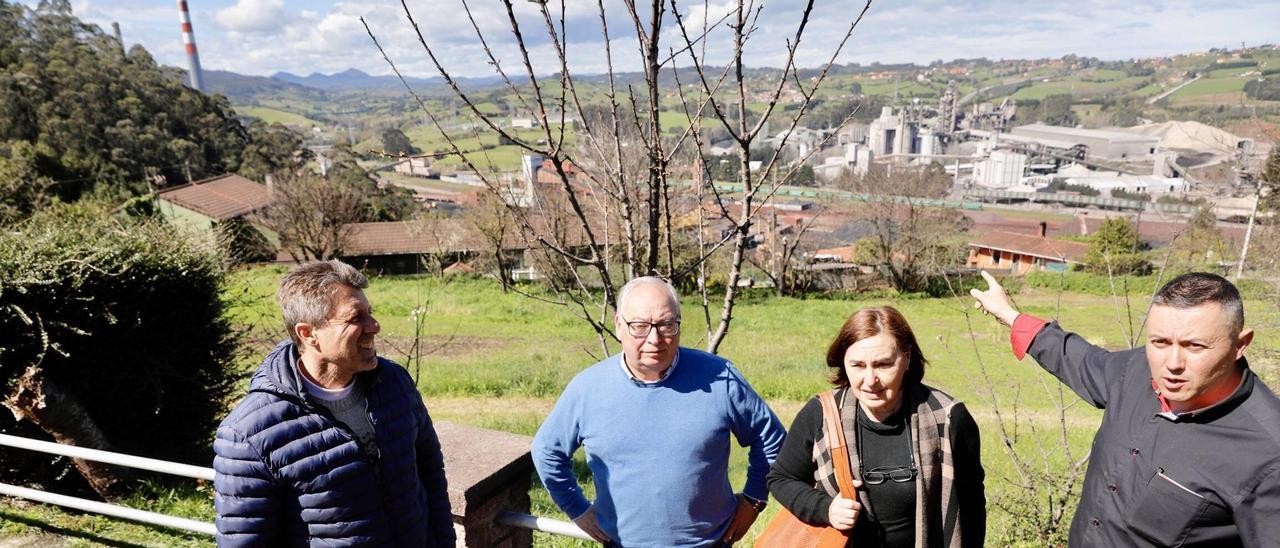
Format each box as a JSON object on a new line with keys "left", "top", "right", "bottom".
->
{"left": 0, "top": 433, "right": 216, "bottom": 536}
{"left": 0, "top": 433, "right": 590, "bottom": 541}
{"left": 0, "top": 482, "right": 216, "bottom": 536}
{"left": 497, "top": 510, "right": 593, "bottom": 541}
{"left": 0, "top": 434, "right": 214, "bottom": 481}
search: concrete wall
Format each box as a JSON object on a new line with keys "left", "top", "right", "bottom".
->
{"left": 437, "top": 421, "right": 535, "bottom": 548}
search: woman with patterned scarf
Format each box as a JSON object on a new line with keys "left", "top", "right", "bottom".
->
{"left": 767, "top": 306, "right": 986, "bottom": 547}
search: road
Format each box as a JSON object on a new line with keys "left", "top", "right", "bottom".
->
{"left": 1146, "top": 73, "right": 1201, "bottom": 105}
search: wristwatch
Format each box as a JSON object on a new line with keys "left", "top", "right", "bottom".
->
{"left": 744, "top": 495, "right": 767, "bottom": 513}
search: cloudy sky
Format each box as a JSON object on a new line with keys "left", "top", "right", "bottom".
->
{"left": 34, "top": 0, "right": 1280, "bottom": 78}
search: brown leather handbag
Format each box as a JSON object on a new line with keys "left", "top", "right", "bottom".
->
{"left": 753, "top": 391, "right": 855, "bottom": 548}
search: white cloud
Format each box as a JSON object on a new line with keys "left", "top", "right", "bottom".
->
{"left": 41, "top": 0, "right": 1280, "bottom": 79}
{"left": 215, "top": 0, "right": 286, "bottom": 34}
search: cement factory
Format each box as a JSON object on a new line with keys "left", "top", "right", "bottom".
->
{"left": 808, "top": 81, "right": 1263, "bottom": 219}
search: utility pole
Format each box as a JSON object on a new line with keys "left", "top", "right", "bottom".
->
{"left": 1236, "top": 179, "right": 1262, "bottom": 279}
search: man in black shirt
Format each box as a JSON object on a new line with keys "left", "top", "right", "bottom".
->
{"left": 972, "top": 271, "right": 1280, "bottom": 546}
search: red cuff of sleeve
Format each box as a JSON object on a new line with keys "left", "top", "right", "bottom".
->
{"left": 1010, "top": 314, "right": 1049, "bottom": 360}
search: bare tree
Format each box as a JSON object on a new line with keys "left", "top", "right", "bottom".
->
{"left": 840, "top": 165, "right": 971, "bottom": 292}
{"left": 470, "top": 192, "right": 516, "bottom": 292}
{"left": 254, "top": 172, "right": 365, "bottom": 262}
{"left": 363, "top": 0, "right": 873, "bottom": 355}
{"left": 749, "top": 208, "right": 819, "bottom": 297}
{"left": 943, "top": 271, "right": 1087, "bottom": 545}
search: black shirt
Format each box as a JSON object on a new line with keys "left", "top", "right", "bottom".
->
{"left": 1025, "top": 322, "right": 1280, "bottom": 547}
{"left": 851, "top": 403, "right": 916, "bottom": 548}
{"left": 767, "top": 391, "right": 984, "bottom": 548}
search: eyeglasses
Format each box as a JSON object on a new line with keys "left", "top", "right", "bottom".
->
{"left": 852, "top": 397, "right": 918, "bottom": 486}
{"left": 622, "top": 319, "right": 681, "bottom": 338}
{"left": 862, "top": 465, "right": 918, "bottom": 485}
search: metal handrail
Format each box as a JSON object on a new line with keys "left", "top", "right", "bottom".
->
{"left": 0, "top": 433, "right": 590, "bottom": 541}
{"left": 0, "top": 482, "right": 215, "bottom": 536}
{"left": 0, "top": 433, "right": 216, "bottom": 536}
{"left": 0, "top": 434, "right": 214, "bottom": 481}
{"left": 497, "top": 510, "right": 592, "bottom": 541}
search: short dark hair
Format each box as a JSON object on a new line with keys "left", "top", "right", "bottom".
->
{"left": 825, "top": 306, "right": 927, "bottom": 388}
{"left": 1151, "top": 272, "right": 1244, "bottom": 336}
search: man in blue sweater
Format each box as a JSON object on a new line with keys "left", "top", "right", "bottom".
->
{"left": 533, "top": 277, "right": 786, "bottom": 547}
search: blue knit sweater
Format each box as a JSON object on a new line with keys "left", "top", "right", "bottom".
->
{"left": 532, "top": 347, "right": 786, "bottom": 547}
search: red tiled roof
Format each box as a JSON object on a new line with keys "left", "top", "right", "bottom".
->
{"left": 812, "top": 245, "right": 856, "bottom": 262}
{"left": 342, "top": 220, "right": 488, "bottom": 257}
{"left": 156, "top": 174, "right": 272, "bottom": 220}
{"left": 341, "top": 214, "right": 597, "bottom": 258}
{"left": 967, "top": 231, "right": 1089, "bottom": 263}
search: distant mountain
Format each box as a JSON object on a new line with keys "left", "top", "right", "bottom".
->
{"left": 203, "top": 70, "right": 327, "bottom": 101}
{"left": 270, "top": 68, "right": 504, "bottom": 92}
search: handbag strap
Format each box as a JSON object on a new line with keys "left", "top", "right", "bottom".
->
{"left": 819, "top": 390, "right": 856, "bottom": 499}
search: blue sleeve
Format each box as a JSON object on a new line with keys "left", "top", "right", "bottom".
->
{"left": 725, "top": 364, "right": 787, "bottom": 502}
{"left": 213, "top": 424, "right": 281, "bottom": 547}
{"left": 532, "top": 379, "right": 592, "bottom": 519}
{"left": 415, "top": 403, "right": 457, "bottom": 547}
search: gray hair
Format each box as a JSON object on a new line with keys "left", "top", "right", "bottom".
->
{"left": 616, "top": 276, "right": 681, "bottom": 317}
{"left": 1151, "top": 272, "right": 1244, "bottom": 337}
{"left": 278, "top": 260, "right": 369, "bottom": 345}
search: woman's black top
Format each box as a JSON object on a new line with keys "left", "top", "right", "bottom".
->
{"left": 766, "top": 393, "right": 985, "bottom": 548}
{"left": 850, "top": 402, "right": 916, "bottom": 547}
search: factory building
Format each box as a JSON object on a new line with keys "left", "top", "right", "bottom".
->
{"left": 972, "top": 150, "right": 1027, "bottom": 188}
{"left": 867, "top": 107, "right": 942, "bottom": 158}
{"left": 1009, "top": 124, "right": 1160, "bottom": 161}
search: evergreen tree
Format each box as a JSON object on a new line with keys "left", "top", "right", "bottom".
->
{"left": 379, "top": 127, "right": 419, "bottom": 156}
{"left": 0, "top": 0, "right": 295, "bottom": 222}
{"left": 1084, "top": 216, "right": 1149, "bottom": 275}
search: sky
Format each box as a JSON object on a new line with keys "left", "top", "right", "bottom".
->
{"left": 31, "top": 0, "right": 1280, "bottom": 79}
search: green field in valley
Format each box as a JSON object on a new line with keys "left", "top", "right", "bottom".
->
{"left": 234, "top": 106, "right": 325, "bottom": 127}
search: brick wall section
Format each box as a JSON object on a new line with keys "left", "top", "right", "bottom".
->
{"left": 436, "top": 420, "right": 534, "bottom": 548}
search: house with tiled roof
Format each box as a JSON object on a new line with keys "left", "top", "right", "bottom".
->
{"left": 967, "top": 223, "right": 1089, "bottom": 275}
{"left": 155, "top": 174, "right": 273, "bottom": 230}
{"left": 338, "top": 215, "right": 599, "bottom": 276}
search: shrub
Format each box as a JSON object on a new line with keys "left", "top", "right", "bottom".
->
{"left": 0, "top": 205, "right": 239, "bottom": 492}
{"left": 1084, "top": 217, "right": 1150, "bottom": 275}
{"left": 1022, "top": 271, "right": 1162, "bottom": 296}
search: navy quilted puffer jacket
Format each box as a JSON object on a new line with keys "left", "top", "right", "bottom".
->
{"left": 213, "top": 341, "right": 455, "bottom": 547}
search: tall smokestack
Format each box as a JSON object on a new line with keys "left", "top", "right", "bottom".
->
{"left": 111, "top": 22, "right": 125, "bottom": 56}
{"left": 176, "top": 0, "right": 204, "bottom": 91}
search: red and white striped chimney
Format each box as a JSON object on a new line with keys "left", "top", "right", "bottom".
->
{"left": 177, "top": 0, "right": 204, "bottom": 91}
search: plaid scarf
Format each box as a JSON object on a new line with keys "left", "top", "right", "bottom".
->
{"left": 810, "top": 384, "right": 965, "bottom": 548}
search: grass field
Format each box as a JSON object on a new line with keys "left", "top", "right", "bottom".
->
{"left": 3, "top": 268, "right": 1278, "bottom": 546}
{"left": 234, "top": 106, "right": 325, "bottom": 127}
{"left": 1172, "top": 77, "right": 1249, "bottom": 97}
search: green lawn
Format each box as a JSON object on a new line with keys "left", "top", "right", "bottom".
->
{"left": 4, "top": 268, "right": 1278, "bottom": 546}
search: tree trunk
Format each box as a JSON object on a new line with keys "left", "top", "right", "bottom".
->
{"left": 3, "top": 365, "right": 129, "bottom": 500}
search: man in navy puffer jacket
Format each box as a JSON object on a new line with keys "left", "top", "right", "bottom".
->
{"left": 214, "top": 260, "right": 455, "bottom": 546}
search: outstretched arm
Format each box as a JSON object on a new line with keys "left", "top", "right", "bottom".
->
{"left": 970, "top": 271, "right": 1134, "bottom": 408}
